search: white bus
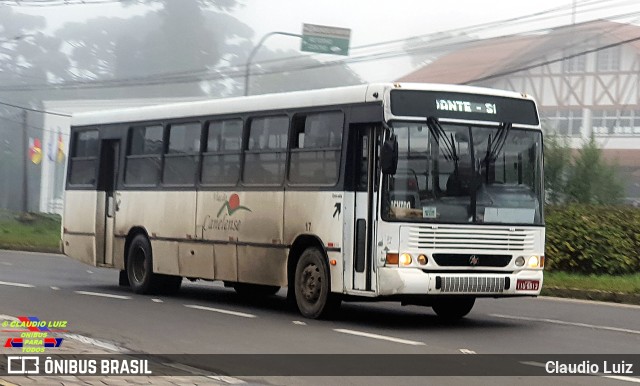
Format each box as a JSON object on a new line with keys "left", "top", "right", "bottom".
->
{"left": 63, "top": 83, "right": 544, "bottom": 320}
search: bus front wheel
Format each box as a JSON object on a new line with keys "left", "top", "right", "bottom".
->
{"left": 294, "top": 247, "right": 340, "bottom": 319}
{"left": 432, "top": 297, "right": 475, "bottom": 321}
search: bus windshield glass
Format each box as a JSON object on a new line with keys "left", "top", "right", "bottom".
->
{"left": 383, "top": 120, "right": 543, "bottom": 225}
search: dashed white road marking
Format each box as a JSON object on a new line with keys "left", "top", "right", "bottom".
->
{"left": 151, "top": 298, "right": 163, "bottom": 303}
{"left": 292, "top": 320, "right": 307, "bottom": 325}
{"left": 50, "top": 286, "right": 60, "bottom": 290}
{"left": 0, "top": 280, "right": 34, "bottom": 288}
{"left": 459, "top": 349, "right": 476, "bottom": 354}
{"left": 0, "top": 261, "right": 12, "bottom": 266}
{"left": 334, "top": 328, "right": 425, "bottom": 346}
{"left": 521, "top": 361, "right": 640, "bottom": 384}
{"left": 86, "top": 270, "right": 94, "bottom": 274}
{"left": 74, "top": 290, "right": 131, "bottom": 300}
{"left": 185, "top": 304, "right": 257, "bottom": 318}
{"left": 491, "top": 314, "right": 640, "bottom": 336}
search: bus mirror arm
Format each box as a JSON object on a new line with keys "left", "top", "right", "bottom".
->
{"left": 380, "top": 134, "right": 398, "bottom": 175}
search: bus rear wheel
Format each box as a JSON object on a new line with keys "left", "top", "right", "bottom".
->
{"left": 126, "top": 234, "right": 161, "bottom": 294}
{"left": 432, "top": 297, "right": 475, "bottom": 321}
{"left": 294, "top": 247, "right": 340, "bottom": 319}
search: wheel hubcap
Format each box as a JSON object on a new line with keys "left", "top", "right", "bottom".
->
{"left": 300, "top": 264, "right": 321, "bottom": 302}
{"left": 131, "top": 247, "right": 146, "bottom": 283}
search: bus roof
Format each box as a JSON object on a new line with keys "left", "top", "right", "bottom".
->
{"left": 70, "top": 83, "right": 536, "bottom": 127}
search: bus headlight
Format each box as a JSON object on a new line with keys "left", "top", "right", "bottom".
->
{"left": 515, "top": 256, "right": 525, "bottom": 267}
{"left": 527, "top": 255, "right": 540, "bottom": 268}
{"left": 399, "top": 253, "right": 412, "bottom": 266}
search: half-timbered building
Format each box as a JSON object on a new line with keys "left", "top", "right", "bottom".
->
{"left": 398, "top": 20, "right": 640, "bottom": 202}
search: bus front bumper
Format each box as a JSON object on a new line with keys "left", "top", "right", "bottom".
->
{"left": 377, "top": 267, "right": 543, "bottom": 297}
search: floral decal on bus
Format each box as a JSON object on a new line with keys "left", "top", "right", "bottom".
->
{"left": 216, "top": 193, "right": 251, "bottom": 218}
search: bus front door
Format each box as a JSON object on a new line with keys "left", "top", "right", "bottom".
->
{"left": 353, "top": 126, "right": 377, "bottom": 291}
{"left": 96, "top": 139, "right": 120, "bottom": 267}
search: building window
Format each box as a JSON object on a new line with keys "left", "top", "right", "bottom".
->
{"left": 596, "top": 46, "right": 620, "bottom": 72}
{"left": 289, "top": 111, "right": 344, "bottom": 185}
{"left": 592, "top": 109, "right": 640, "bottom": 136}
{"left": 68, "top": 130, "right": 99, "bottom": 186}
{"left": 125, "top": 125, "right": 163, "bottom": 185}
{"left": 201, "top": 119, "right": 243, "bottom": 186}
{"left": 163, "top": 122, "right": 201, "bottom": 186}
{"left": 540, "top": 109, "right": 583, "bottom": 136}
{"left": 243, "top": 116, "right": 289, "bottom": 185}
{"left": 562, "top": 51, "right": 586, "bottom": 73}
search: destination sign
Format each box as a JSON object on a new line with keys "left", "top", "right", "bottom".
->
{"left": 390, "top": 90, "right": 539, "bottom": 125}
{"left": 435, "top": 99, "right": 497, "bottom": 115}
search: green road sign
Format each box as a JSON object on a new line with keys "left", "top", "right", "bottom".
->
{"left": 301, "top": 23, "right": 351, "bottom": 56}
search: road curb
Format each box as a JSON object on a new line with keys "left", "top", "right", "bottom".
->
{"left": 542, "top": 286, "right": 640, "bottom": 305}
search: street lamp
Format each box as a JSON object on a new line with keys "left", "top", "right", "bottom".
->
{"left": 244, "top": 31, "right": 302, "bottom": 96}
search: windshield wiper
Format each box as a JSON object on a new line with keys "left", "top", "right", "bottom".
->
{"left": 426, "top": 116, "right": 457, "bottom": 162}
{"left": 484, "top": 122, "right": 512, "bottom": 163}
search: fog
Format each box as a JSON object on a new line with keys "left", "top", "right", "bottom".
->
{"left": 1, "top": 0, "right": 639, "bottom": 211}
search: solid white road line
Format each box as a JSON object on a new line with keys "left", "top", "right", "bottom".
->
{"left": 63, "top": 333, "right": 128, "bottom": 353}
{"left": 538, "top": 296, "right": 640, "bottom": 310}
{"left": 162, "top": 363, "right": 246, "bottom": 384}
{"left": 491, "top": 314, "right": 640, "bottom": 336}
{"left": 0, "top": 280, "right": 34, "bottom": 288}
{"left": 74, "top": 290, "right": 131, "bottom": 300}
{"left": 185, "top": 304, "right": 257, "bottom": 318}
{"left": 334, "top": 328, "right": 425, "bottom": 346}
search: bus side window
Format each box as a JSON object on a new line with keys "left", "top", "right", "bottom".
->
{"left": 243, "top": 116, "right": 289, "bottom": 185}
{"left": 68, "top": 130, "right": 99, "bottom": 186}
{"left": 201, "top": 119, "right": 243, "bottom": 186}
{"left": 289, "top": 111, "right": 343, "bottom": 185}
{"left": 163, "top": 122, "right": 200, "bottom": 186}
{"left": 125, "top": 125, "right": 163, "bottom": 186}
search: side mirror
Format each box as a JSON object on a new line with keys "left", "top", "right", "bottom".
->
{"left": 380, "top": 135, "right": 398, "bottom": 175}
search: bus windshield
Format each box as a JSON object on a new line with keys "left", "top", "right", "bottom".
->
{"left": 383, "top": 120, "right": 543, "bottom": 225}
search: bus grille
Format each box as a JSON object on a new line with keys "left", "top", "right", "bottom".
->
{"left": 437, "top": 276, "right": 507, "bottom": 293}
{"left": 406, "top": 225, "right": 536, "bottom": 251}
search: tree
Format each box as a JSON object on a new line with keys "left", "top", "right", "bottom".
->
{"left": 543, "top": 134, "right": 571, "bottom": 205}
{"left": 565, "top": 136, "right": 624, "bottom": 205}
{"left": 0, "top": 6, "right": 69, "bottom": 88}
{"left": 52, "top": 0, "right": 252, "bottom": 98}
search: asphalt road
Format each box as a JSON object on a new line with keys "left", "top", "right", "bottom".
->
{"left": 1, "top": 250, "right": 639, "bottom": 385}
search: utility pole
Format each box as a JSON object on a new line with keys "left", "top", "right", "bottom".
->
{"left": 21, "top": 109, "right": 28, "bottom": 214}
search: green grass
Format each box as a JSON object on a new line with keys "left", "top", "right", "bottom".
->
{"left": 0, "top": 210, "right": 61, "bottom": 253}
{"left": 543, "top": 271, "right": 640, "bottom": 294}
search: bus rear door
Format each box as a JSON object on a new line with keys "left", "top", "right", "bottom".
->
{"left": 96, "top": 139, "right": 120, "bottom": 267}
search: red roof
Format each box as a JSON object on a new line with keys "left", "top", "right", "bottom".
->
{"left": 397, "top": 20, "right": 640, "bottom": 85}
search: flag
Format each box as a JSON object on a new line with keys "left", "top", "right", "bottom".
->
{"left": 29, "top": 138, "right": 42, "bottom": 165}
{"left": 57, "top": 134, "right": 65, "bottom": 163}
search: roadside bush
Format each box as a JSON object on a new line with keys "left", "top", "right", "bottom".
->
{"left": 545, "top": 205, "right": 640, "bottom": 274}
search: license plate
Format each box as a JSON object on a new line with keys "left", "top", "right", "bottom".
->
{"left": 516, "top": 279, "right": 540, "bottom": 291}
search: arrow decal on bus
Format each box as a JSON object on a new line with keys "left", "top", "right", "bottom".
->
{"left": 216, "top": 193, "right": 252, "bottom": 218}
